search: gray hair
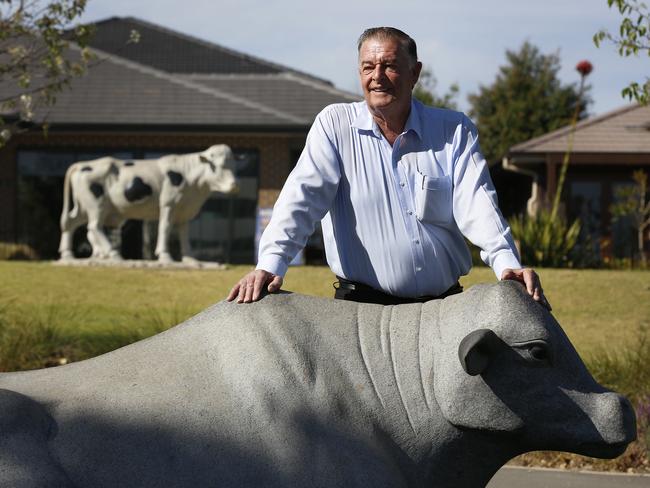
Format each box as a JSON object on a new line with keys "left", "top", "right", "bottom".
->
{"left": 357, "top": 27, "right": 418, "bottom": 65}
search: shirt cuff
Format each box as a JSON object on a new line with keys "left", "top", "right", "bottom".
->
{"left": 256, "top": 254, "right": 289, "bottom": 278}
{"left": 491, "top": 251, "right": 522, "bottom": 281}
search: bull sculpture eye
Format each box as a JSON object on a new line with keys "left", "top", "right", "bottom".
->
{"left": 512, "top": 340, "right": 551, "bottom": 366}
{"left": 529, "top": 344, "right": 547, "bottom": 361}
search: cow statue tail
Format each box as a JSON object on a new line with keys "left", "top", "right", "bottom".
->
{"left": 61, "top": 164, "right": 80, "bottom": 224}
{"left": 58, "top": 164, "right": 81, "bottom": 259}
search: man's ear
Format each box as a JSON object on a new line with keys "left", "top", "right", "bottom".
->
{"left": 412, "top": 61, "right": 423, "bottom": 87}
{"left": 458, "top": 329, "right": 502, "bottom": 376}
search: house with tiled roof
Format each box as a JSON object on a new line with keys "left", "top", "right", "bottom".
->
{"left": 504, "top": 103, "right": 650, "bottom": 260}
{"left": 0, "top": 17, "right": 360, "bottom": 261}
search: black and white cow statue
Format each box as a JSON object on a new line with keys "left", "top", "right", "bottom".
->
{"left": 58, "top": 145, "right": 237, "bottom": 262}
{"left": 0, "top": 281, "right": 636, "bottom": 487}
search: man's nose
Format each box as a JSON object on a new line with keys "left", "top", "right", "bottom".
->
{"left": 371, "top": 65, "right": 385, "bottom": 80}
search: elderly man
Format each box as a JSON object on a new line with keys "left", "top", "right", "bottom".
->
{"left": 228, "top": 27, "right": 549, "bottom": 309}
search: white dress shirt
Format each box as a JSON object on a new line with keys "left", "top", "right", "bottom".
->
{"left": 257, "top": 99, "right": 521, "bottom": 298}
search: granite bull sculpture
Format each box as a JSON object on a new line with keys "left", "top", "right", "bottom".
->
{"left": 58, "top": 144, "right": 237, "bottom": 263}
{"left": 0, "top": 281, "right": 636, "bottom": 487}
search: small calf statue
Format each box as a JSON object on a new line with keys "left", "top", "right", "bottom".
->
{"left": 58, "top": 144, "right": 238, "bottom": 263}
{"left": 0, "top": 281, "right": 636, "bottom": 487}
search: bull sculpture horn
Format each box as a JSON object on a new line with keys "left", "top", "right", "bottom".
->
{"left": 458, "top": 329, "right": 502, "bottom": 376}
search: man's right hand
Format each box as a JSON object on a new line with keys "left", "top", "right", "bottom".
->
{"left": 226, "top": 269, "right": 283, "bottom": 303}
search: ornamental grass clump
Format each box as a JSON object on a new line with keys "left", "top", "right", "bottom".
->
{"left": 0, "top": 304, "right": 81, "bottom": 372}
{"left": 510, "top": 209, "right": 581, "bottom": 267}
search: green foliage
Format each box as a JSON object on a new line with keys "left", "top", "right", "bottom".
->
{"left": 510, "top": 209, "right": 581, "bottom": 267}
{"left": 413, "top": 67, "right": 459, "bottom": 110}
{"left": 0, "top": 2, "right": 139, "bottom": 145}
{"left": 610, "top": 170, "right": 650, "bottom": 265}
{"left": 0, "top": 0, "right": 95, "bottom": 144}
{"left": 468, "top": 42, "right": 588, "bottom": 165}
{"left": 594, "top": 0, "right": 650, "bottom": 104}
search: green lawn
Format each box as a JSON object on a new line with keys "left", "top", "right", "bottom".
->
{"left": 1, "top": 262, "right": 647, "bottom": 357}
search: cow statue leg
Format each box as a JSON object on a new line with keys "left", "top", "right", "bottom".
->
{"left": 178, "top": 222, "right": 199, "bottom": 264}
{"left": 59, "top": 215, "right": 85, "bottom": 260}
{"left": 86, "top": 209, "right": 120, "bottom": 259}
{"left": 155, "top": 205, "right": 174, "bottom": 263}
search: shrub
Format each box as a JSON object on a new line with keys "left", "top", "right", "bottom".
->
{"left": 510, "top": 210, "right": 581, "bottom": 268}
{"left": 0, "top": 242, "right": 39, "bottom": 261}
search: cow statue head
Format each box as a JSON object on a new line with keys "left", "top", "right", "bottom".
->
{"left": 431, "top": 280, "right": 636, "bottom": 459}
{"left": 198, "top": 144, "right": 238, "bottom": 193}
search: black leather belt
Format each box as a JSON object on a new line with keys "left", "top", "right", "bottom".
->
{"left": 333, "top": 276, "right": 462, "bottom": 305}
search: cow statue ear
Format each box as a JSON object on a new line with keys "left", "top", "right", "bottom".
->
{"left": 458, "top": 329, "right": 502, "bottom": 376}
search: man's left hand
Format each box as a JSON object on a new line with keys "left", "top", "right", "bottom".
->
{"left": 501, "top": 268, "right": 551, "bottom": 311}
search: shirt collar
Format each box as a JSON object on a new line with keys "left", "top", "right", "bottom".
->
{"left": 351, "top": 99, "right": 423, "bottom": 140}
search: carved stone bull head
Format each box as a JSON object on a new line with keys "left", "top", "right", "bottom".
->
{"left": 433, "top": 281, "right": 636, "bottom": 458}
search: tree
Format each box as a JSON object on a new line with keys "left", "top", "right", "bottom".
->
{"left": 610, "top": 170, "right": 650, "bottom": 266}
{"left": 0, "top": 0, "right": 94, "bottom": 146}
{"left": 468, "top": 42, "right": 588, "bottom": 167}
{"left": 594, "top": 0, "right": 650, "bottom": 104}
{"left": 413, "top": 67, "right": 459, "bottom": 110}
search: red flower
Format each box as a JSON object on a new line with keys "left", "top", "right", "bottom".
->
{"left": 576, "top": 60, "right": 593, "bottom": 76}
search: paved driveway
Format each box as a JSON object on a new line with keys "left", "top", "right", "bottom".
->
{"left": 487, "top": 466, "right": 650, "bottom": 487}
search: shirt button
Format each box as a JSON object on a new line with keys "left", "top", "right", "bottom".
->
{"left": 400, "top": 182, "right": 405, "bottom": 187}
{"left": 408, "top": 210, "right": 413, "bottom": 215}
{"left": 416, "top": 266, "right": 422, "bottom": 272}
{"left": 415, "top": 239, "right": 420, "bottom": 244}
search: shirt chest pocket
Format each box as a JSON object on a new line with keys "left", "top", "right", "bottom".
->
{"left": 415, "top": 173, "right": 453, "bottom": 225}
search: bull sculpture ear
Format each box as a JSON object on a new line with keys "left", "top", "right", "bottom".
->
{"left": 458, "top": 329, "right": 502, "bottom": 376}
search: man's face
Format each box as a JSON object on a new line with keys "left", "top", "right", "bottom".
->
{"left": 358, "top": 37, "right": 421, "bottom": 115}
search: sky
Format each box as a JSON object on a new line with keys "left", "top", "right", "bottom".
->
{"left": 80, "top": 0, "right": 648, "bottom": 117}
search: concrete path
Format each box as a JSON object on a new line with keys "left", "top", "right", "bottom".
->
{"left": 487, "top": 466, "right": 650, "bottom": 487}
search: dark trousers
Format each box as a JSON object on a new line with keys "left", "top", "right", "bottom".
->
{"left": 333, "top": 276, "right": 462, "bottom": 305}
